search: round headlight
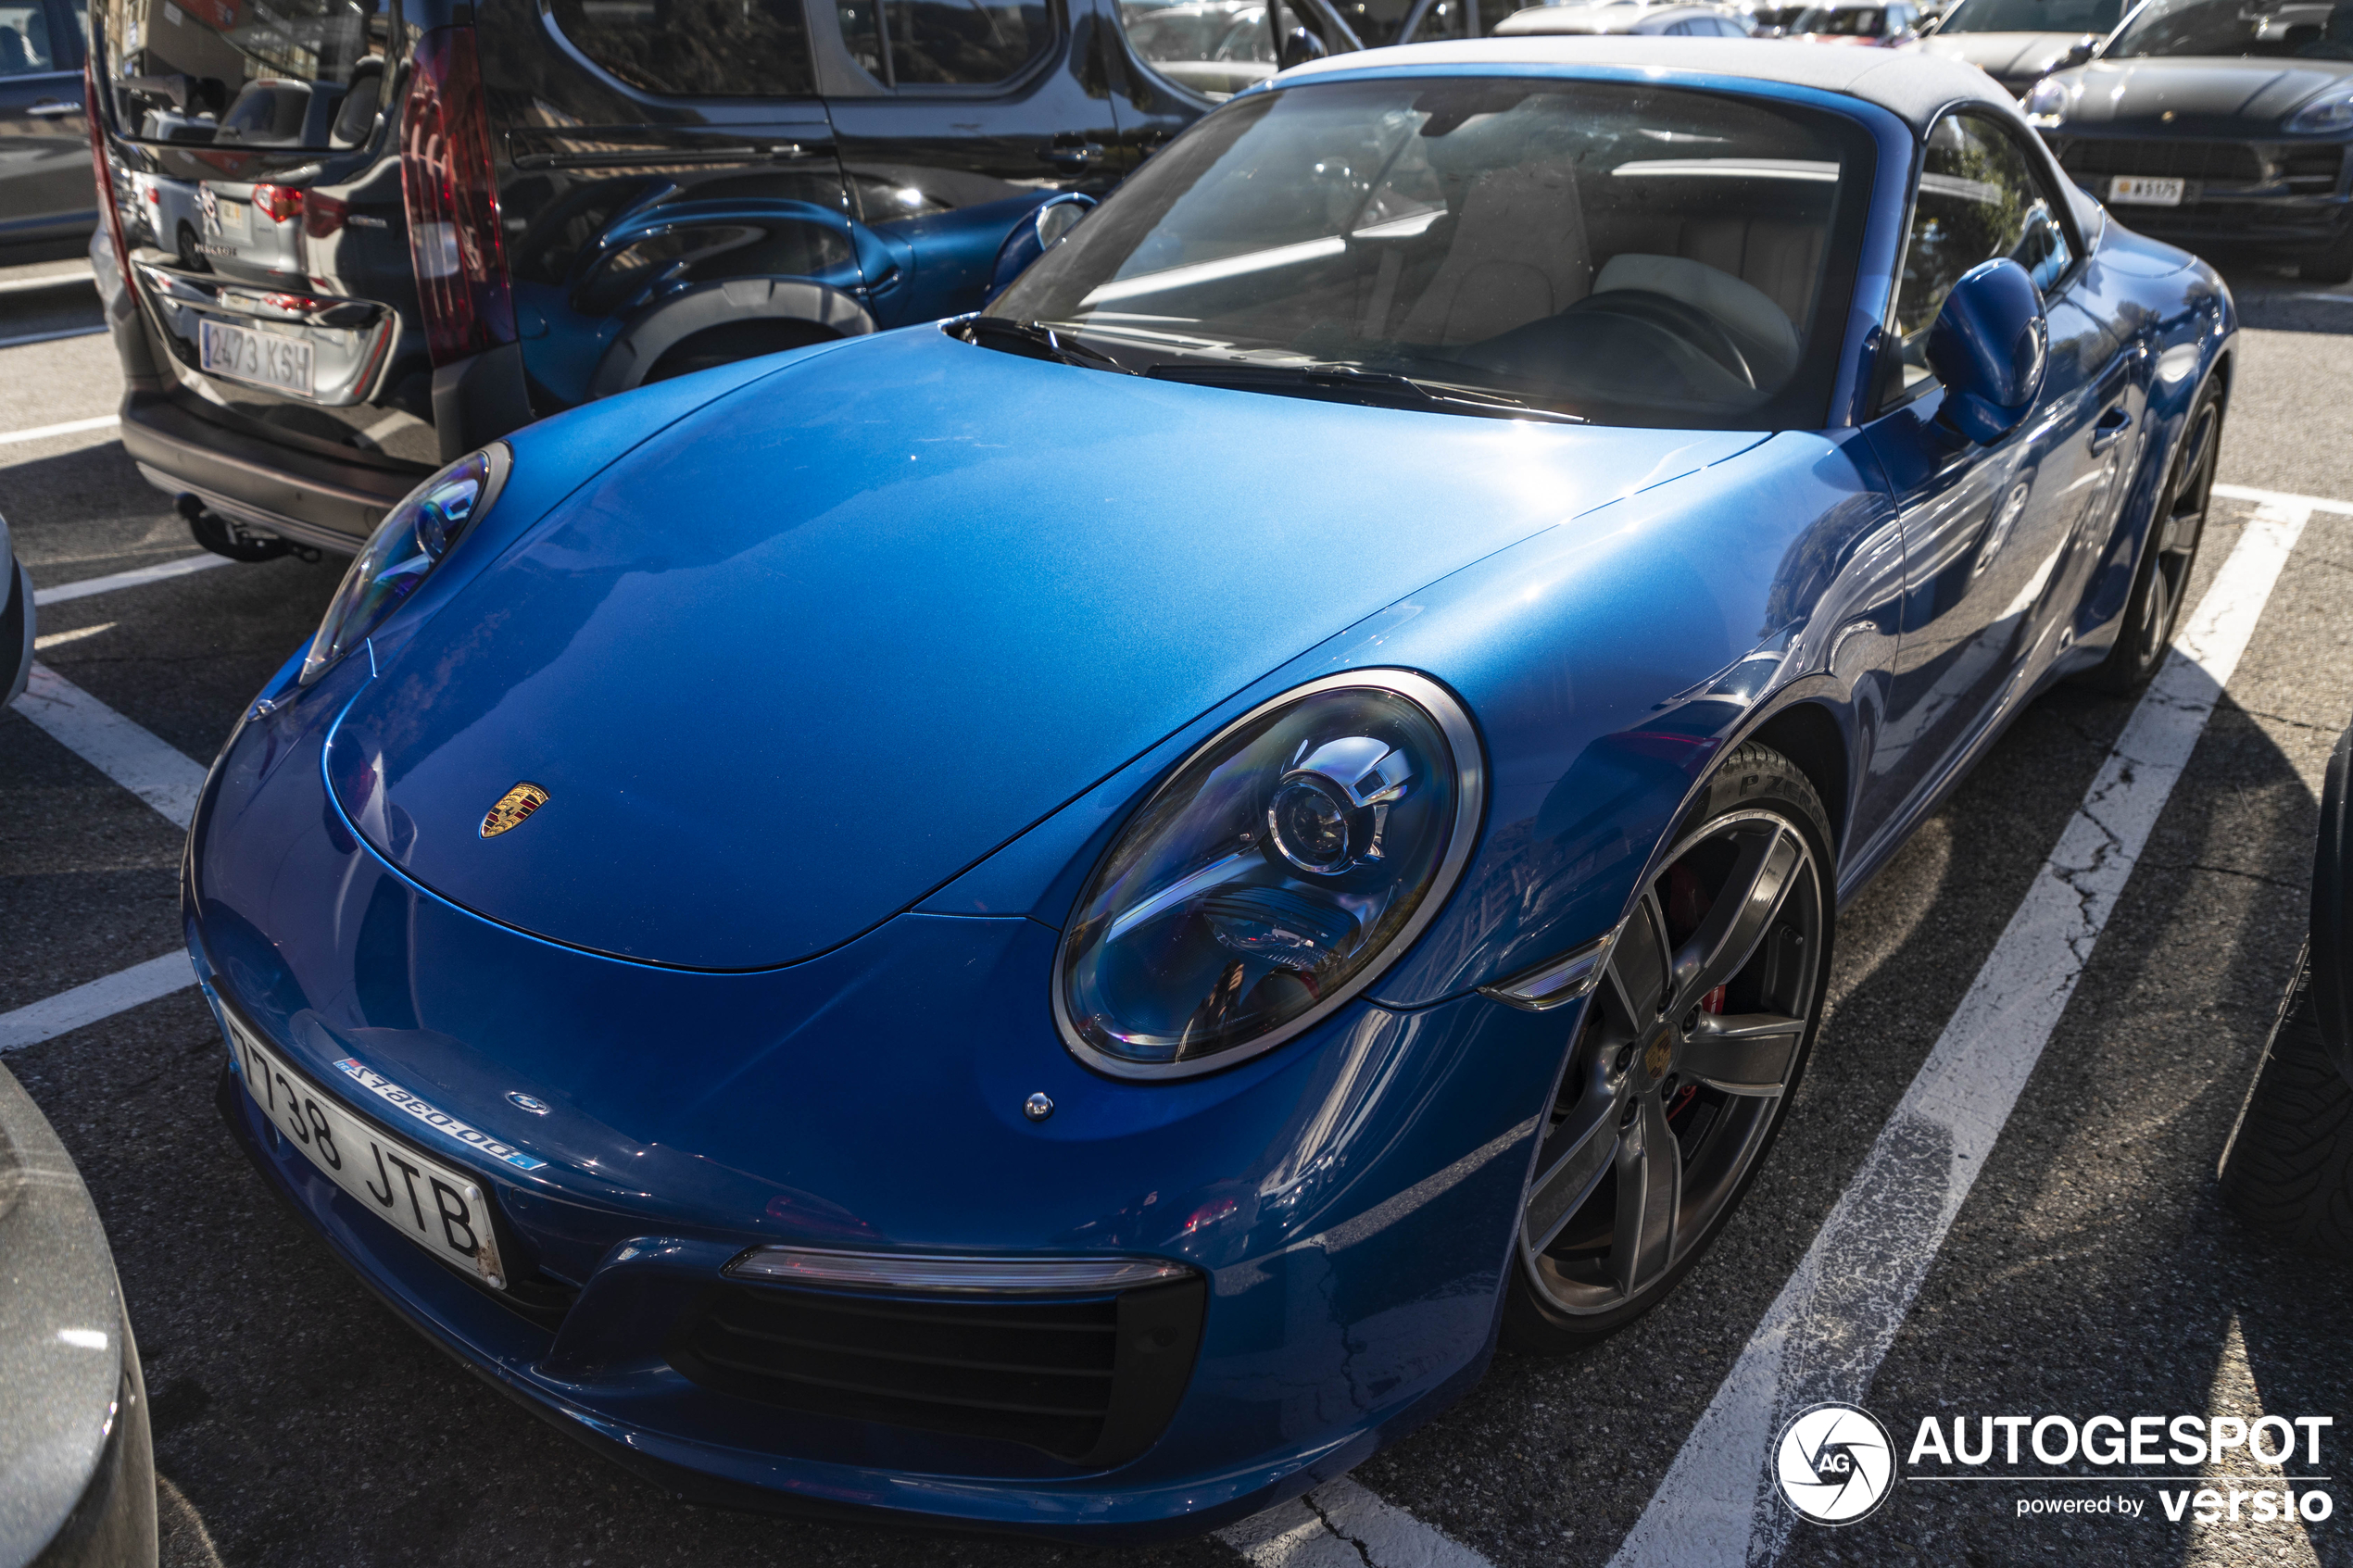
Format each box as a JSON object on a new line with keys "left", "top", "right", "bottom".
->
{"left": 1054, "top": 671, "right": 1483, "bottom": 1079}
{"left": 300, "top": 446, "right": 505, "bottom": 685}
{"left": 2023, "top": 78, "right": 2070, "bottom": 126}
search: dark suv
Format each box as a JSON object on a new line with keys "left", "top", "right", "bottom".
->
{"left": 82, "top": 0, "right": 1385, "bottom": 554}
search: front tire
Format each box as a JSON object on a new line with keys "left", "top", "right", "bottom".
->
{"left": 1504, "top": 742, "right": 1835, "bottom": 1348}
{"left": 2080, "top": 375, "right": 2224, "bottom": 695}
{"left": 2298, "top": 231, "right": 2353, "bottom": 287}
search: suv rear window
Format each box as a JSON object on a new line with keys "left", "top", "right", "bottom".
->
{"left": 98, "top": 0, "right": 392, "bottom": 146}
{"left": 548, "top": 0, "right": 817, "bottom": 96}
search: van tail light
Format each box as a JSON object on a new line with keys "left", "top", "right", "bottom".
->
{"left": 304, "top": 193, "right": 347, "bottom": 239}
{"left": 400, "top": 27, "right": 516, "bottom": 366}
{"left": 252, "top": 183, "right": 304, "bottom": 224}
{"left": 84, "top": 57, "right": 137, "bottom": 297}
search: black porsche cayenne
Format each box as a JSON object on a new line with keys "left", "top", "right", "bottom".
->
{"left": 2026, "top": 0, "right": 2353, "bottom": 282}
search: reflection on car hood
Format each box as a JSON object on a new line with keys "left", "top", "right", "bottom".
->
{"left": 1911, "top": 31, "right": 2088, "bottom": 82}
{"left": 2052, "top": 56, "right": 2353, "bottom": 124}
{"left": 327, "top": 326, "right": 1759, "bottom": 971}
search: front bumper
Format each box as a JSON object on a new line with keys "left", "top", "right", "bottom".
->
{"left": 2045, "top": 132, "right": 2353, "bottom": 256}
{"left": 182, "top": 658, "right": 1568, "bottom": 1536}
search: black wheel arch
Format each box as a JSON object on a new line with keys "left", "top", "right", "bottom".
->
{"left": 587, "top": 278, "right": 875, "bottom": 399}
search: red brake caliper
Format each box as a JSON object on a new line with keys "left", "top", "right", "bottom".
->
{"left": 1667, "top": 985, "right": 1724, "bottom": 1124}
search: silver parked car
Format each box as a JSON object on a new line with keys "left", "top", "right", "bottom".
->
{"left": 0, "top": 1061, "right": 157, "bottom": 1568}
{"left": 1496, "top": 0, "right": 1755, "bottom": 31}
{"left": 1907, "top": 0, "right": 2121, "bottom": 97}
{"left": 2, "top": 508, "right": 31, "bottom": 709}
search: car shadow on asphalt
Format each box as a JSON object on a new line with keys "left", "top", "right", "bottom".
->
{"left": 2216, "top": 260, "right": 2353, "bottom": 340}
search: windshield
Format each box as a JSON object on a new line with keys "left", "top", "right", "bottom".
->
{"left": 2108, "top": 0, "right": 2353, "bottom": 56}
{"left": 984, "top": 77, "right": 1873, "bottom": 430}
{"left": 1936, "top": 0, "right": 2122, "bottom": 31}
{"left": 1792, "top": 6, "right": 1889, "bottom": 31}
{"left": 97, "top": 0, "right": 392, "bottom": 147}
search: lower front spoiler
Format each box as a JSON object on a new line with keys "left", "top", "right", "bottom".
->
{"left": 2109, "top": 199, "right": 2352, "bottom": 257}
{"left": 207, "top": 1062, "right": 1414, "bottom": 1543}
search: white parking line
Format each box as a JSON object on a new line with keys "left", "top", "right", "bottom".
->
{"left": 0, "top": 952, "right": 198, "bottom": 1054}
{"left": 33, "top": 552, "right": 233, "bottom": 607}
{"left": 34, "top": 622, "right": 113, "bottom": 650}
{"left": 0, "top": 325, "right": 107, "bottom": 350}
{"left": 9, "top": 663, "right": 208, "bottom": 829}
{"left": 1221, "top": 1475, "right": 1494, "bottom": 1568}
{"left": 0, "top": 413, "right": 119, "bottom": 447}
{"left": 1609, "top": 496, "right": 2315, "bottom": 1567}
{"left": 0, "top": 270, "right": 94, "bottom": 296}
{"left": 2214, "top": 482, "right": 2353, "bottom": 517}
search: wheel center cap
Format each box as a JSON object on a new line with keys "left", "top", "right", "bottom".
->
{"left": 1642, "top": 1033, "right": 1675, "bottom": 1085}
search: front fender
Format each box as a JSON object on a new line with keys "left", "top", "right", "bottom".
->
{"left": 2066, "top": 257, "right": 2236, "bottom": 661}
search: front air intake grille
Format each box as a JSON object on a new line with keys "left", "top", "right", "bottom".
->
{"left": 667, "top": 1276, "right": 1205, "bottom": 1466}
{"left": 2282, "top": 147, "right": 2347, "bottom": 191}
{"left": 2056, "top": 138, "right": 2265, "bottom": 184}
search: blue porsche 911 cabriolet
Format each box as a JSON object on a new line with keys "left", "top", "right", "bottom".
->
{"left": 185, "top": 36, "right": 2232, "bottom": 1536}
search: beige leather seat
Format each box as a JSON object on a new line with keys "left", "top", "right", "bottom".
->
{"left": 1396, "top": 163, "right": 1592, "bottom": 345}
{"left": 1588, "top": 214, "right": 1826, "bottom": 333}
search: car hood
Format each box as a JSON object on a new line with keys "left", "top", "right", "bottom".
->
{"left": 327, "top": 327, "right": 1760, "bottom": 971}
{"left": 1911, "top": 31, "right": 2087, "bottom": 83}
{"left": 2053, "top": 56, "right": 2353, "bottom": 125}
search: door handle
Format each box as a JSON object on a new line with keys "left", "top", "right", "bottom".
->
{"left": 27, "top": 101, "right": 81, "bottom": 117}
{"left": 1038, "top": 141, "right": 1105, "bottom": 171}
{"left": 2087, "top": 405, "right": 2133, "bottom": 454}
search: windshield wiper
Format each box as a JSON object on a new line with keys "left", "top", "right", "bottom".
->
{"left": 1144, "top": 362, "right": 1585, "bottom": 424}
{"left": 959, "top": 317, "right": 1138, "bottom": 375}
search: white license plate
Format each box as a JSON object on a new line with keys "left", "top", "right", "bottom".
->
{"left": 216, "top": 198, "right": 249, "bottom": 238}
{"left": 223, "top": 1010, "right": 512, "bottom": 1289}
{"left": 2109, "top": 175, "right": 2185, "bottom": 207}
{"left": 199, "top": 318, "right": 314, "bottom": 396}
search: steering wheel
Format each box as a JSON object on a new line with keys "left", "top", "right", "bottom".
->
{"left": 1563, "top": 290, "right": 1756, "bottom": 389}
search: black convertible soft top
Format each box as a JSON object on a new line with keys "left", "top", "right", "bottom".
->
{"left": 1282, "top": 37, "right": 2021, "bottom": 135}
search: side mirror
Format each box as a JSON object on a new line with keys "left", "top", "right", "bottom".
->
{"left": 2062, "top": 34, "right": 2096, "bottom": 65}
{"left": 1279, "top": 25, "right": 1329, "bottom": 68}
{"left": 1928, "top": 257, "right": 2048, "bottom": 443}
{"left": 983, "top": 193, "right": 1097, "bottom": 304}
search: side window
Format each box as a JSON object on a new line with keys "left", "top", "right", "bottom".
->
{"left": 1114, "top": 0, "right": 1273, "bottom": 103}
{"left": 548, "top": 0, "right": 816, "bottom": 97}
{"left": 56, "top": 0, "right": 85, "bottom": 67}
{"left": 839, "top": 0, "right": 1051, "bottom": 87}
{"left": 0, "top": 0, "right": 56, "bottom": 72}
{"left": 1881, "top": 111, "right": 2075, "bottom": 406}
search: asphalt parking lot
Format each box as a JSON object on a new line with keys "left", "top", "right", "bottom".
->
{"left": 7, "top": 252, "right": 2353, "bottom": 1568}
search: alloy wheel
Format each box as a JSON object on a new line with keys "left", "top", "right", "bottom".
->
{"left": 2139, "top": 394, "right": 2221, "bottom": 668}
{"left": 1520, "top": 808, "right": 1825, "bottom": 1315}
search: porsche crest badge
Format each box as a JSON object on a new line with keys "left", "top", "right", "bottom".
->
{"left": 480, "top": 783, "right": 549, "bottom": 839}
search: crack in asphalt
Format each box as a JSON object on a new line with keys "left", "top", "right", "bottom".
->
{"left": 1305, "top": 1490, "right": 1380, "bottom": 1568}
